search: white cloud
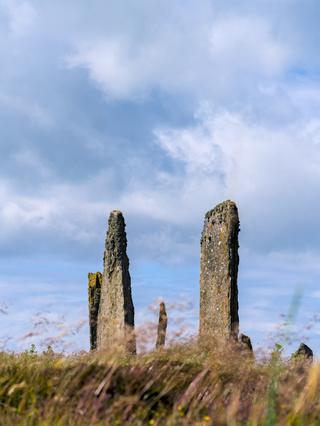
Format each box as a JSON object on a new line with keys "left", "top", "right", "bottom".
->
{"left": 0, "top": 4, "right": 319, "bottom": 259}
{"left": 209, "top": 16, "right": 290, "bottom": 76}
{"left": 0, "top": 181, "right": 54, "bottom": 233}
{"left": 0, "top": 179, "right": 95, "bottom": 241}
{"left": 153, "top": 104, "right": 320, "bottom": 253}
{"left": 0, "top": 92, "right": 53, "bottom": 127}
{"left": 0, "top": 0, "right": 36, "bottom": 37}
{"left": 3, "top": 101, "right": 318, "bottom": 261}
{"left": 66, "top": 5, "right": 291, "bottom": 101}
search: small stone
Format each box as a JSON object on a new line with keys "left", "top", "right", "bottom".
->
{"left": 88, "top": 272, "right": 102, "bottom": 350}
{"left": 292, "top": 343, "right": 313, "bottom": 360}
{"left": 156, "top": 302, "right": 168, "bottom": 349}
{"left": 239, "top": 334, "right": 253, "bottom": 353}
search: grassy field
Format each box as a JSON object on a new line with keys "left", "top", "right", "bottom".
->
{"left": 0, "top": 340, "right": 318, "bottom": 426}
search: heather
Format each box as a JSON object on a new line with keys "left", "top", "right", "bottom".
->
{"left": 0, "top": 340, "right": 317, "bottom": 426}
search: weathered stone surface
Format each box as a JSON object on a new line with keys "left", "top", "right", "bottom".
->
{"left": 88, "top": 272, "right": 102, "bottom": 350}
{"left": 292, "top": 343, "right": 313, "bottom": 360}
{"left": 199, "top": 200, "right": 240, "bottom": 341}
{"left": 239, "top": 334, "right": 253, "bottom": 353}
{"left": 97, "top": 211, "right": 136, "bottom": 353}
{"left": 156, "top": 302, "right": 168, "bottom": 349}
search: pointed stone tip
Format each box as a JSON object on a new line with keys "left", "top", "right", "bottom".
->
{"left": 240, "top": 334, "right": 253, "bottom": 352}
{"left": 293, "top": 342, "right": 313, "bottom": 359}
{"left": 159, "top": 302, "right": 166, "bottom": 313}
{"left": 110, "top": 210, "right": 123, "bottom": 217}
{"left": 108, "top": 210, "right": 125, "bottom": 226}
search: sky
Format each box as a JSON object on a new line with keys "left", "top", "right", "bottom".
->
{"left": 1, "top": 0, "right": 320, "bottom": 354}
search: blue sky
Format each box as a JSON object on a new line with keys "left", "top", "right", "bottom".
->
{"left": 1, "top": 0, "right": 320, "bottom": 354}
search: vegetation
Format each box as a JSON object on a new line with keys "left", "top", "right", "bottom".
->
{"left": 0, "top": 340, "right": 318, "bottom": 425}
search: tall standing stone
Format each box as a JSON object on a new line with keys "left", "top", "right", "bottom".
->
{"left": 199, "top": 200, "right": 240, "bottom": 341}
{"left": 97, "top": 210, "right": 136, "bottom": 354}
{"left": 88, "top": 272, "right": 102, "bottom": 350}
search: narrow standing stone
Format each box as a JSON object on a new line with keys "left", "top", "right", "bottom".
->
{"left": 156, "top": 302, "right": 168, "bottom": 349}
{"left": 97, "top": 211, "right": 136, "bottom": 353}
{"left": 88, "top": 272, "right": 102, "bottom": 350}
{"left": 239, "top": 334, "right": 253, "bottom": 354}
{"left": 199, "top": 200, "right": 240, "bottom": 341}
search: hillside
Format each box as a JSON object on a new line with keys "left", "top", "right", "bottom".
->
{"left": 0, "top": 341, "right": 317, "bottom": 426}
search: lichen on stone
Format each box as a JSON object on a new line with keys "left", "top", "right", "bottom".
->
{"left": 156, "top": 302, "right": 168, "bottom": 349}
{"left": 88, "top": 272, "right": 102, "bottom": 351}
{"left": 96, "top": 210, "right": 136, "bottom": 354}
{"left": 199, "top": 200, "right": 240, "bottom": 342}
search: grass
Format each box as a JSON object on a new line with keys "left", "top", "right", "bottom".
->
{"left": 0, "top": 339, "right": 318, "bottom": 425}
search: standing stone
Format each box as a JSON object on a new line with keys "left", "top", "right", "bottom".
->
{"left": 97, "top": 211, "right": 136, "bottom": 354}
{"left": 88, "top": 272, "right": 102, "bottom": 350}
{"left": 239, "top": 334, "right": 253, "bottom": 354}
{"left": 156, "top": 302, "right": 168, "bottom": 349}
{"left": 199, "top": 200, "right": 240, "bottom": 341}
{"left": 292, "top": 343, "right": 313, "bottom": 361}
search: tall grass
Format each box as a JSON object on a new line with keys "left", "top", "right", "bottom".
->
{"left": 0, "top": 339, "right": 317, "bottom": 425}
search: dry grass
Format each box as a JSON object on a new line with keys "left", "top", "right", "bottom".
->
{"left": 0, "top": 339, "right": 318, "bottom": 425}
